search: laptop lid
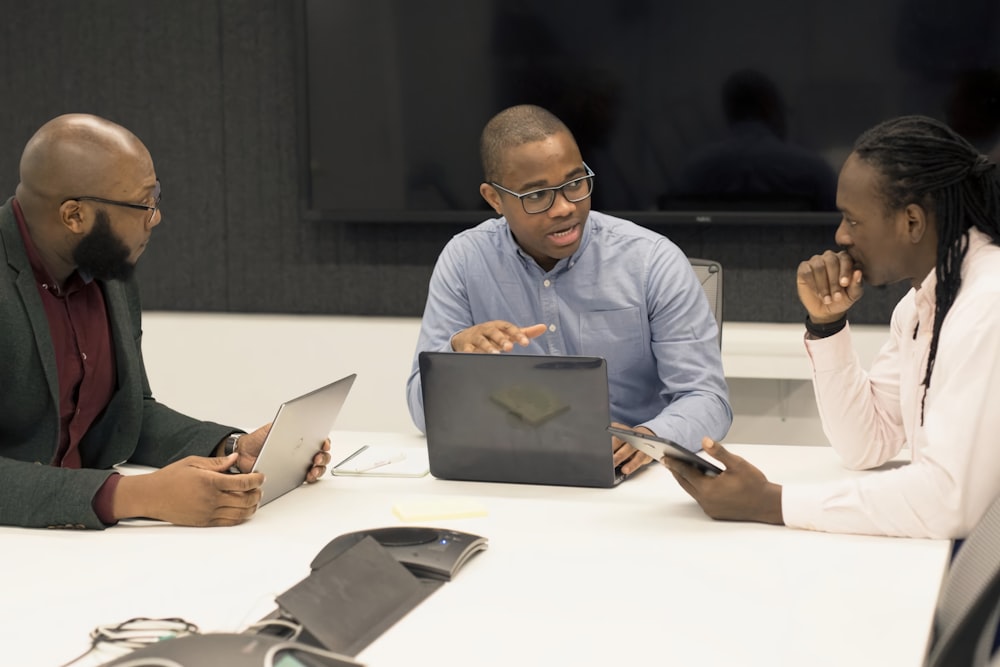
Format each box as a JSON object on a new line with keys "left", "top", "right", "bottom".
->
{"left": 418, "top": 352, "right": 618, "bottom": 488}
{"left": 252, "top": 373, "right": 357, "bottom": 506}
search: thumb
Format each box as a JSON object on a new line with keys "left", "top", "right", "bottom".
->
{"left": 702, "top": 437, "right": 737, "bottom": 466}
{"left": 198, "top": 452, "right": 239, "bottom": 472}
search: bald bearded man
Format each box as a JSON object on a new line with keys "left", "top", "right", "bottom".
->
{"left": 0, "top": 114, "right": 331, "bottom": 529}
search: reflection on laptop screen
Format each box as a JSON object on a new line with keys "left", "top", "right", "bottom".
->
{"left": 419, "top": 353, "right": 618, "bottom": 488}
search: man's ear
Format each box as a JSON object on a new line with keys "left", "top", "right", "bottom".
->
{"left": 480, "top": 182, "right": 503, "bottom": 216}
{"left": 58, "top": 200, "right": 88, "bottom": 235}
{"left": 902, "top": 203, "right": 929, "bottom": 244}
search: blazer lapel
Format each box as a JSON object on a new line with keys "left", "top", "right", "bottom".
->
{"left": 0, "top": 204, "right": 60, "bottom": 410}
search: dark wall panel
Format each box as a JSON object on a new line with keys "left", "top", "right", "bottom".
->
{"left": 0, "top": 0, "right": 906, "bottom": 324}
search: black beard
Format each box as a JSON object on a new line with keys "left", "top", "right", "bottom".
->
{"left": 72, "top": 208, "right": 135, "bottom": 281}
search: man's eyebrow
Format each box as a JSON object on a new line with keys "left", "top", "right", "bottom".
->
{"left": 517, "top": 168, "right": 586, "bottom": 192}
{"left": 517, "top": 179, "right": 551, "bottom": 191}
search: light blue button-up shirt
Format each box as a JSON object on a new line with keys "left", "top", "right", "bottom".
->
{"left": 406, "top": 211, "right": 732, "bottom": 450}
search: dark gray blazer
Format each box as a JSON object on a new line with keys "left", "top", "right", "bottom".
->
{"left": 0, "top": 198, "right": 236, "bottom": 529}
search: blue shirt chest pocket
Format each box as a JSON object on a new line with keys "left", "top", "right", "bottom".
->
{"left": 579, "top": 307, "right": 645, "bottom": 372}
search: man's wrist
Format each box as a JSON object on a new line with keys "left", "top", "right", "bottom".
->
{"left": 215, "top": 433, "right": 244, "bottom": 458}
{"left": 222, "top": 433, "right": 243, "bottom": 456}
{"left": 757, "top": 483, "right": 785, "bottom": 525}
{"left": 112, "top": 475, "right": 145, "bottom": 521}
{"left": 805, "top": 314, "right": 847, "bottom": 338}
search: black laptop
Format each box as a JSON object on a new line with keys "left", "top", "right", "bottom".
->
{"left": 418, "top": 352, "right": 623, "bottom": 488}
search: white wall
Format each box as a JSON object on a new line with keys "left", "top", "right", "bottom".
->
{"left": 140, "top": 312, "right": 889, "bottom": 446}
{"left": 141, "top": 313, "right": 424, "bottom": 436}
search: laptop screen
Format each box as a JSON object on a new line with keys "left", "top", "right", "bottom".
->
{"left": 418, "top": 353, "right": 617, "bottom": 488}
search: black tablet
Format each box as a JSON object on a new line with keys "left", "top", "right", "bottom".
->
{"left": 607, "top": 426, "right": 725, "bottom": 477}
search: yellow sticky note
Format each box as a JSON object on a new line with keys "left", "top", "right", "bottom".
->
{"left": 392, "top": 496, "right": 488, "bottom": 521}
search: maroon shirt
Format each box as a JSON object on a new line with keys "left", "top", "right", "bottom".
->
{"left": 13, "top": 200, "right": 120, "bottom": 522}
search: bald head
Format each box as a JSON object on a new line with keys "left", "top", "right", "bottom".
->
{"left": 480, "top": 105, "right": 573, "bottom": 183}
{"left": 16, "top": 114, "right": 152, "bottom": 207}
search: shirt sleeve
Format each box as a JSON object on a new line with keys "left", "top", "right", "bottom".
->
{"left": 405, "top": 240, "right": 474, "bottom": 432}
{"left": 639, "top": 240, "right": 732, "bottom": 448}
{"left": 92, "top": 472, "right": 122, "bottom": 526}
{"left": 784, "top": 296, "right": 1000, "bottom": 538}
{"left": 804, "top": 320, "right": 907, "bottom": 469}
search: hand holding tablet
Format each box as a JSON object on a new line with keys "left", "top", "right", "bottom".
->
{"left": 607, "top": 426, "right": 725, "bottom": 477}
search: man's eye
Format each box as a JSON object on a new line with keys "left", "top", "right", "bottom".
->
{"left": 564, "top": 179, "right": 585, "bottom": 192}
{"left": 523, "top": 191, "right": 547, "bottom": 202}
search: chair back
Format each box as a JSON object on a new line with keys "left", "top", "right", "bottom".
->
{"left": 688, "top": 258, "right": 723, "bottom": 347}
{"left": 926, "top": 494, "right": 1000, "bottom": 667}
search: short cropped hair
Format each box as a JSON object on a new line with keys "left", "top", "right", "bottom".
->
{"left": 480, "top": 105, "right": 571, "bottom": 183}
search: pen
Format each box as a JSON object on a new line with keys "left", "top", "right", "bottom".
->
{"left": 357, "top": 453, "right": 406, "bottom": 473}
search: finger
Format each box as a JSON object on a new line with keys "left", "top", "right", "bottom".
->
{"left": 178, "top": 453, "right": 235, "bottom": 472}
{"left": 796, "top": 259, "right": 819, "bottom": 292}
{"left": 845, "top": 268, "right": 864, "bottom": 303}
{"left": 216, "top": 471, "right": 265, "bottom": 492}
{"left": 800, "top": 254, "right": 856, "bottom": 317}
{"left": 489, "top": 331, "right": 523, "bottom": 353}
{"left": 306, "top": 465, "right": 327, "bottom": 483}
{"left": 797, "top": 260, "right": 832, "bottom": 311}
{"left": 613, "top": 443, "right": 636, "bottom": 467}
{"left": 610, "top": 423, "right": 631, "bottom": 448}
{"left": 701, "top": 437, "right": 740, "bottom": 469}
{"left": 490, "top": 321, "right": 529, "bottom": 347}
{"left": 799, "top": 251, "right": 843, "bottom": 304}
{"left": 208, "top": 504, "right": 259, "bottom": 527}
{"left": 454, "top": 328, "right": 503, "bottom": 353}
{"left": 669, "top": 468, "right": 699, "bottom": 498}
{"left": 621, "top": 450, "right": 652, "bottom": 476}
{"left": 464, "top": 330, "right": 501, "bottom": 353}
{"left": 836, "top": 252, "right": 855, "bottom": 288}
{"left": 663, "top": 457, "right": 705, "bottom": 488}
{"left": 825, "top": 252, "right": 853, "bottom": 303}
{"left": 307, "top": 450, "right": 330, "bottom": 482}
{"left": 816, "top": 253, "right": 844, "bottom": 305}
{"left": 221, "top": 487, "right": 263, "bottom": 509}
{"left": 475, "top": 325, "right": 514, "bottom": 352}
{"left": 519, "top": 323, "right": 548, "bottom": 343}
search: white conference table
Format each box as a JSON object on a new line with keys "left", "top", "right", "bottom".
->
{"left": 0, "top": 432, "right": 949, "bottom": 667}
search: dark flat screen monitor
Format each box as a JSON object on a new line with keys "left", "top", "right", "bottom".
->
{"left": 297, "top": 0, "right": 1000, "bottom": 224}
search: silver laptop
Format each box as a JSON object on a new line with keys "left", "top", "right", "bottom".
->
{"left": 252, "top": 373, "right": 357, "bottom": 505}
{"left": 418, "top": 352, "right": 623, "bottom": 488}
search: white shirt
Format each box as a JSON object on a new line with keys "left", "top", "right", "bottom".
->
{"left": 783, "top": 229, "right": 1000, "bottom": 538}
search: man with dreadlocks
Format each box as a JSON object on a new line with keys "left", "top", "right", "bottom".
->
{"left": 662, "top": 115, "right": 1000, "bottom": 538}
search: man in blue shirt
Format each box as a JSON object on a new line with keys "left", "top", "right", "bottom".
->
{"left": 405, "top": 104, "right": 732, "bottom": 475}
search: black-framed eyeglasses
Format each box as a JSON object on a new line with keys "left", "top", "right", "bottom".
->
{"left": 63, "top": 180, "right": 162, "bottom": 226}
{"left": 490, "top": 163, "right": 595, "bottom": 214}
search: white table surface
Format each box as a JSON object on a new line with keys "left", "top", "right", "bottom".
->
{"left": 0, "top": 431, "right": 949, "bottom": 667}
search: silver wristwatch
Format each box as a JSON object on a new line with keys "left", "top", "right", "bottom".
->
{"left": 223, "top": 433, "right": 243, "bottom": 456}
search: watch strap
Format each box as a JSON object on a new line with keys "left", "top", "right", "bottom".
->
{"left": 223, "top": 433, "right": 243, "bottom": 456}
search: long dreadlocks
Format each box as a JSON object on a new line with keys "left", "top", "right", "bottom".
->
{"left": 853, "top": 115, "right": 1000, "bottom": 422}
